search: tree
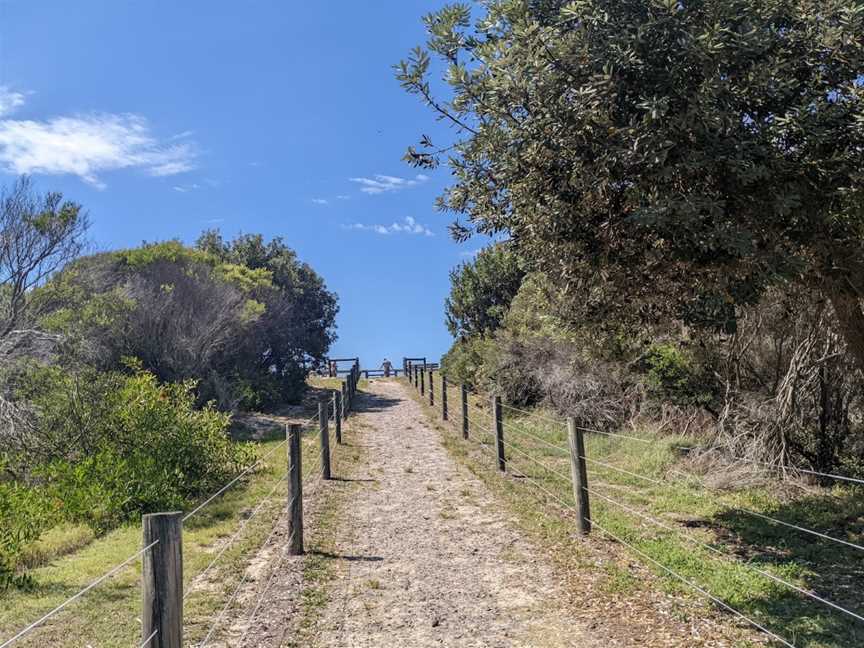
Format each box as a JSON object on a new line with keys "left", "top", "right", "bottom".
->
{"left": 0, "top": 177, "right": 87, "bottom": 446}
{"left": 445, "top": 243, "right": 525, "bottom": 338}
{"left": 0, "top": 177, "right": 87, "bottom": 335}
{"left": 196, "top": 231, "right": 339, "bottom": 406}
{"left": 399, "top": 0, "right": 864, "bottom": 368}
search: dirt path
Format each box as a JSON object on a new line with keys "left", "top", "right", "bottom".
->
{"left": 308, "top": 380, "right": 598, "bottom": 648}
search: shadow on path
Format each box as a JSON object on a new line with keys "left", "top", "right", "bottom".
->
{"left": 351, "top": 389, "right": 401, "bottom": 414}
{"left": 309, "top": 550, "right": 384, "bottom": 563}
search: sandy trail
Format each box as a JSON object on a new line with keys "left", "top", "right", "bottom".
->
{"left": 309, "top": 379, "right": 596, "bottom": 648}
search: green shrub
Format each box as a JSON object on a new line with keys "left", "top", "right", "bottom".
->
{"left": 441, "top": 336, "right": 495, "bottom": 389}
{"left": 0, "top": 483, "right": 56, "bottom": 591}
{"left": 641, "top": 343, "right": 717, "bottom": 409}
{"left": 12, "top": 367, "right": 253, "bottom": 539}
{"left": 34, "top": 370, "right": 252, "bottom": 533}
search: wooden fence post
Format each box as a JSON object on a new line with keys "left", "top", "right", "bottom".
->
{"left": 441, "top": 375, "right": 448, "bottom": 421}
{"left": 319, "top": 400, "right": 331, "bottom": 480}
{"left": 428, "top": 369, "right": 434, "bottom": 406}
{"left": 414, "top": 365, "right": 419, "bottom": 388}
{"left": 341, "top": 381, "right": 348, "bottom": 419}
{"left": 567, "top": 417, "right": 591, "bottom": 535}
{"left": 407, "top": 361, "right": 412, "bottom": 384}
{"left": 142, "top": 512, "right": 183, "bottom": 648}
{"left": 287, "top": 423, "right": 304, "bottom": 554}
{"left": 461, "top": 384, "right": 469, "bottom": 439}
{"left": 333, "top": 391, "right": 342, "bottom": 444}
{"left": 420, "top": 367, "right": 425, "bottom": 396}
{"left": 493, "top": 396, "right": 505, "bottom": 471}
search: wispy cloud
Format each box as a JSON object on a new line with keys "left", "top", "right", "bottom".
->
{"left": 0, "top": 86, "right": 26, "bottom": 117}
{"left": 343, "top": 216, "right": 434, "bottom": 237}
{"left": 173, "top": 183, "right": 202, "bottom": 193}
{"left": 349, "top": 173, "right": 429, "bottom": 195}
{"left": 336, "top": 194, "right": 350, "bottom": 200}
{"left": 0, "top": 89, "right": 197, "bottom": 188}
{"left": 311, "top": 198, "right": 329, "bottom": 205}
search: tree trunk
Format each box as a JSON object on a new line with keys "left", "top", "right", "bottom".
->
{"left": 828, "top": 288, "right": 864, "bottom": 375}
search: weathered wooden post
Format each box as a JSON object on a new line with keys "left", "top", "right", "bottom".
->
{"left": 441, "top": 375, "right": 448, "bottom": 421}
{"left": 461, "top": 384, "right": 469, "bottom": 439}
{"left": 333, "top": 391, "right": 342, "bottom": 444}
{"left": 407, "top": 361, "right": 412, "bottom": 384}
{"left": 414, "top": 365, "right": 419, "bottom": 388}
{"left": 142, "top": 512, "right": 183, "bottom": 648}
{"left": 428, "top": 369, "right": 434, "bottom": 406}
{"left": 493, "top": 396, "right": 505, "bottom": 471}
{"left": 341, "top": 381, "right": 348, "bottom": 419}
{"left": 318, "top": 400, "right": 331, "bottom": 480}
{"left": 287, "top": 423, "right": 304, "bottom": 554}
{"left": 420, "top": 366, "right": 425, "bottom": 396}
{"left": 567, "top": 417, "right": 591, "bottom": 535}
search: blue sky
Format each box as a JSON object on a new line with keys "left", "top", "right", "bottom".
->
{"left": 0, "top": 0, "right": 480, "bottom": 368}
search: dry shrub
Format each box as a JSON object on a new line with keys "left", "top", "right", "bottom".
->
{"left": 709, "top": 290, "right": 864, "bottom": 478}
{"left": 492, "top": 333, "right": 641, "bottom": 431}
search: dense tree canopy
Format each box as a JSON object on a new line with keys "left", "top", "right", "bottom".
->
{"left": 34, "top": 234, "right": 338, "bottom": 409}
{"left": 399, "top": 0, "right": 864, "bottom": 367}
{"left": 445, "top": 243, "right": 525, "bottom": 338}
{"left": 196, "top": 231, "right": 339, "bottom": 406}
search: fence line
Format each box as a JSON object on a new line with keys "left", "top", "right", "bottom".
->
{"left": 498, "top": 449, "right": 801, "bottom": 648}
{"left": 183, "top": 439, "right": 288, "bottom": 523}
{"left": 185, "top": 472, "right": 289, "bottom": 599}
{"left": 138, "top": 629, "right": 158, "bottom": 648}
{"left": 197, "top": 511, "right": 291, "bottom": 647}
{"left": 499, "top": 407, "right": 864, "bottom": 556}
{"left": 586, "top": 515, "right": 798, "bottom": 648}
{"left": 673, "top": 445, "right": 864, "bottom": 487}
{"left": 582, "top": 485, "right": 864, "bottom": 623}
{"left": 410, "top": 368, "right": 863, "bottom": 647}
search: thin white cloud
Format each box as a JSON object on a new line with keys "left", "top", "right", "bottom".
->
{"left": 311, "top": 198, "right": 329, "bottom": 205}
{"left": 349, "top": 173, "right": 429, "bottom": 195}
{"left": 343, "top": 216, "right": 434, "bottom": 237}
{"left": 336, "top": 194, "right": 350, "bottom": 200}
{"left": 0, "top": 86, "right": 26, "bottom": 117}
{"left": 173, "top": 183, "right": 202, "bottom": 193}
{"left": 0, "top": 93, "right": 197, "bottom": 188}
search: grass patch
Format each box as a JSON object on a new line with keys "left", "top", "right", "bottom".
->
{"left": 0, "top": 422, "right": 327, "bottom": 647}
{"left": 407, "top": 376, "right": 864, "bottom": 648}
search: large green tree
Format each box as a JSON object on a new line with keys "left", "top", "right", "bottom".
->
{"left": 399, "top": 1, "right": 864, "bottom": 367}
{"left": 196, "top": 231, "right": 339, "bottom": 406}
{"left": 445, "top": 243, "right": 525, "bottom": 338}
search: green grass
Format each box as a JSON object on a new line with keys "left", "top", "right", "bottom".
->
{"left": 0, "top": 419, "right": 328, "bottom": 647}
{"left": 412, "top": 376, "right": 864, "bottom": 648}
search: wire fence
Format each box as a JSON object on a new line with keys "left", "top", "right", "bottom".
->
{"left": 0, "top": 363, "right": 362, "bottom": 648}
{"left": 415, "top": 369, "right": 864, "bottom": 648}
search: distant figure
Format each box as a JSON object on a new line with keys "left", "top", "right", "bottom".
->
{"left": 329, "top": 360, "right": 337, "bottom": 377}
{"left": 382, "top": 358, "right": 392, "bottom": 377}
